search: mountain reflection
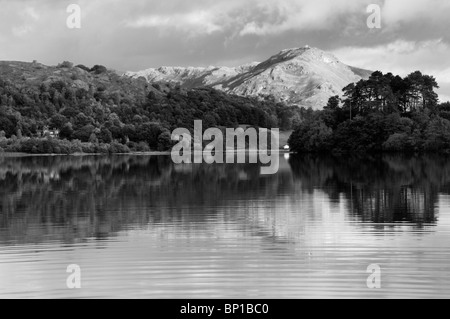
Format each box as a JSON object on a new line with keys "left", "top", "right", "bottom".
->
{"left": 0, "top": 154, "right": 447, "bottom": 244}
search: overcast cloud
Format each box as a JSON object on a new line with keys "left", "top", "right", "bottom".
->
{"left": 0, "top": 0, "right": 449, "bottom": 100}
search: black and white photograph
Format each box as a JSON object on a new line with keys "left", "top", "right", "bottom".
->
{"left": 0, "top": 0, "right": 450, "bottom": 302}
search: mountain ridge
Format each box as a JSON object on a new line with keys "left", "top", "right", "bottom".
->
{"left": 126, "top": 46, "right": 372, "bottom": 110}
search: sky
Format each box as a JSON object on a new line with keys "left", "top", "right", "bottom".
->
{"left": 1, "top": 0, "right": 450, "bottom": 101}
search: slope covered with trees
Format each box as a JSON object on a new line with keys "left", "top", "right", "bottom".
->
{"left": 0, "top": 61, "right": 301, "bottom": 154}
{"left": 289, "top": 70, "right": 450, "bottom": 154}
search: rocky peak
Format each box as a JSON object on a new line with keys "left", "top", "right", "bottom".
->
{"left": 126, "top": 47, "right": 371, "bottom": 110}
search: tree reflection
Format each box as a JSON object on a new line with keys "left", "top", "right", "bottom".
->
{"left": 0, "top": 154, "right": 445, "bottom": 245}
{"left": 0, "top": 155, "right": 284, "bottom": 244}
{"left": 289, "top": 154, "right": 448, "bottom": 225}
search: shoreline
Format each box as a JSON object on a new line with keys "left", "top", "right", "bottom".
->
{"left": 0, "top": 149, "right": 290, "bottom": 158}
{"left": 0, "top": 151, "right": 171, "bottom": 157}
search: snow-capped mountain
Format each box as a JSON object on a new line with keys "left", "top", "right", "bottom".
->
{"left": 126, "top": 46, "right": 372, "bottom": 110}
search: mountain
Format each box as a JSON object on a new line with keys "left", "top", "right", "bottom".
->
{"left": 126, "top": 46, "right": 372, "bottom": 110}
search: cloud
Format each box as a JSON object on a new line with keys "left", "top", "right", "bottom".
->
{"left": 382, "top": 0, "right": 450, "bottom": 25}
{"left": 333, "top": 39, "right": 450, "bottom": 74}
{"left": 125, "top": 11, "right": 223, "bottom": 36}
{"left": 24, "top": 7, "right": 40, "bottom": 21}
{"left": 9, "top": 6, "right": 41, "bottom": 37}
{"left": 333, "top": 39, "right": 450, "bottom": 101}
{"left": 11, "top": 25, "right": 33, "bottom": 37}
{"left": 122, "top": 0, "right": 377, "bottom": 38}
{"left": 239, "top": 0, "right": 373, "bottom": 36}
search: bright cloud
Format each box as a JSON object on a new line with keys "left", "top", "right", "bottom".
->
{"left": 125, "top": 11, "right": 223, "bottom": 36}
{"left": 333, "top": 39, "right": 450, "bottom": 102}
{"left": 239, "top": 0, "right": 374, "bottom": 36}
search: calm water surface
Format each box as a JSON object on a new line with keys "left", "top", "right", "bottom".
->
{"left": 0, "top": 154, "right": 450, "bottom": 298}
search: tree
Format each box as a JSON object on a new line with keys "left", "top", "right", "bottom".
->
{"left": 157, "top": 131, "right": 173, "bottom": 151}
{"left": 59, "top": 123, "right": 74, "bottom": 140}
{"left": 0, "top": 115, "right": 16, "bottom": 137}
{"left": 50, "top": 80, "right": 67, "bottom": 93}
{"left": 76, "top": 64, "right": 91, "bottom": 72}
{"left": 406, "top": 71, "right": 439, "bottom": 111}
{"left": 324, "top": 96, "right": 340, "bottom": 110}
{"left": 73, "top": 112, "right": 92, "bottom": 130}
{"left": 424, "top": 117, "right": 450, "bottom": 151}
{"left": 137, "top": 122, "right": 165, "bottom": 150}
{"left": 57, "top": 61, "right": 74, "bottom": 69}
{"left": 332, "top": 114, "right": 390, "bottom": 153}
{"left": 89, "top": 133, "right": 99, "bottom": 143}
{"left": 383, "top": 133, "right": 415, "bottom": 152}
{"left": 98, "top": 127, "right": 113, "bottom": 143}
{"left": 50, "top": 114, "right": 68, "bottom": 130}
{"left": 123, "top": 124, "right": 137, "bottom": 142}
{"left": 288, "top": 119, "right": 332, "bottom": 153}
{"left": 390, "top": 75, "right": 410, "bottom": 113}
{"left": 73, "top": 124, "right": 96, "bottom": 142}
{"left": 91, "top": 65, "right": 107, "bottom": 74}
{"left": 422, "top": 75, "right": 439, "bottom": 110}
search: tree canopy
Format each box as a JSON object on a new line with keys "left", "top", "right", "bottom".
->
{"left": 289, "top": 71, "right": 448, "bottom": 154}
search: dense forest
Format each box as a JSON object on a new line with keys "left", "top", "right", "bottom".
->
{"left": 289, "top": 70, "right": 450, "bottom": 154}
{"left": 0, "top": 61, "right": 301, "bottom": 154}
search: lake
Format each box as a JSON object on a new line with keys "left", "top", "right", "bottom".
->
{"left": 0, "top": 154, "right": 449, "bottom": 299}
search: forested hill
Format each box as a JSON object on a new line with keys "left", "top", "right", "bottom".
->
{"left": 0, "top": 61, "right": 301, "bottom": 152}
{"left": 288, "top": 70, "right": 450, "bottom": 154}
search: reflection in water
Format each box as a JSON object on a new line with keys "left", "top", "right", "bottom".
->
{"left": 0, "top": 154, "right": 450, "bottom": 298}
{"left": 0, "top": 155, "right": 292, "bottom": 244}
{"left": 289, "top": 155, "right": 443, "bottom": 226}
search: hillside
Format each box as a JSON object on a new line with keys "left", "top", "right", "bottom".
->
{"left": 126, "top": 46, "right": 371, "bottom": 110}
{"left": 0, "top": 60, "right": 302, "bottom": 154}
{"left": 0, "top": 60, "right": 154, "bottom": 102}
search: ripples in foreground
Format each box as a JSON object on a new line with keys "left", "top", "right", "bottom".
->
{"left": 0, "top": 154, "right": 450, "bottom": 298}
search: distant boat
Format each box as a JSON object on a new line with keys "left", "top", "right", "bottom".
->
{"left": 284, "top": 145, "right": 290, "bottom": 151}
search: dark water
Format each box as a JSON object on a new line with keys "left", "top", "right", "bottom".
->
{"left": 0, "top": 154, "right": 450, "bottom": 298}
